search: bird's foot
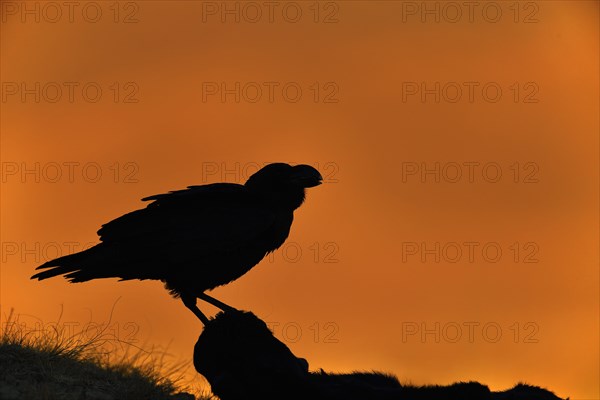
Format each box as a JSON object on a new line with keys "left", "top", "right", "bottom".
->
{"left": 199, "top": 293, "right": 237, "bottom": 313}
{"left": 182, "top": 294, "right": 210, "bottom": 325}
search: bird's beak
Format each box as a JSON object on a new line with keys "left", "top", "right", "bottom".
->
{"left": 290, "top": 165, "right": 323, "bottom": 188}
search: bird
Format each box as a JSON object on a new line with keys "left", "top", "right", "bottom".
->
{"left": 32, "top": 163, "right": 322, "bottom": 324}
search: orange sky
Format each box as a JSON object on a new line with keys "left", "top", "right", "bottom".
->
{"left": 1, "top": 1, "right": 598, "bottom": 398}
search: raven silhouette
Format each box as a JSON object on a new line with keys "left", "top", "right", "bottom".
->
{"left": 32, "top": 163, "right": 322, "bottom": 324}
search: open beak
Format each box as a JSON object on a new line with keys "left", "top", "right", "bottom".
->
{"left": 290, "top": 164, "right": 323, "bottom": 188}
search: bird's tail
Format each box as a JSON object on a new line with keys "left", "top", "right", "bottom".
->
{"left": 31, "top": 244, "right": 103, "bottom": 282}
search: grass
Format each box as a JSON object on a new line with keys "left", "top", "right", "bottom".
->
{"left": 0, "top": 308, "right": 214, "bottom": 400}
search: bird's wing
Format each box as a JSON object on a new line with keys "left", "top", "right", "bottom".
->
{"left": 139, "top": 183, "right": 241, "bottom": 203}
{"left": 96, "top": 183, "right": 276, "bottom": 252}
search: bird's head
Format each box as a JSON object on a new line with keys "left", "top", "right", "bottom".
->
{"left": 245, "top": 163, "right": 322, "bottom": 209}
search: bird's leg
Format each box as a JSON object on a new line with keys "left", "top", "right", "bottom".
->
{"left": 181, "top": 294, "right": 210, "bottom": 325}
{"left": 199, "top": 292, "right": 237, "bottom": 312}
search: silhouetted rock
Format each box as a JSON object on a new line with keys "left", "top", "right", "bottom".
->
{"left": 492, "top": 384, "right": 566, "bottom": 400}
{"left": 309, "top": 370, "right": 403, "bottom": 399}
{"left": 193, "top": 310, "right": 567, "bottom": 400}
{"left": 193, "top": 310, "right": 310, "bottom": 400}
